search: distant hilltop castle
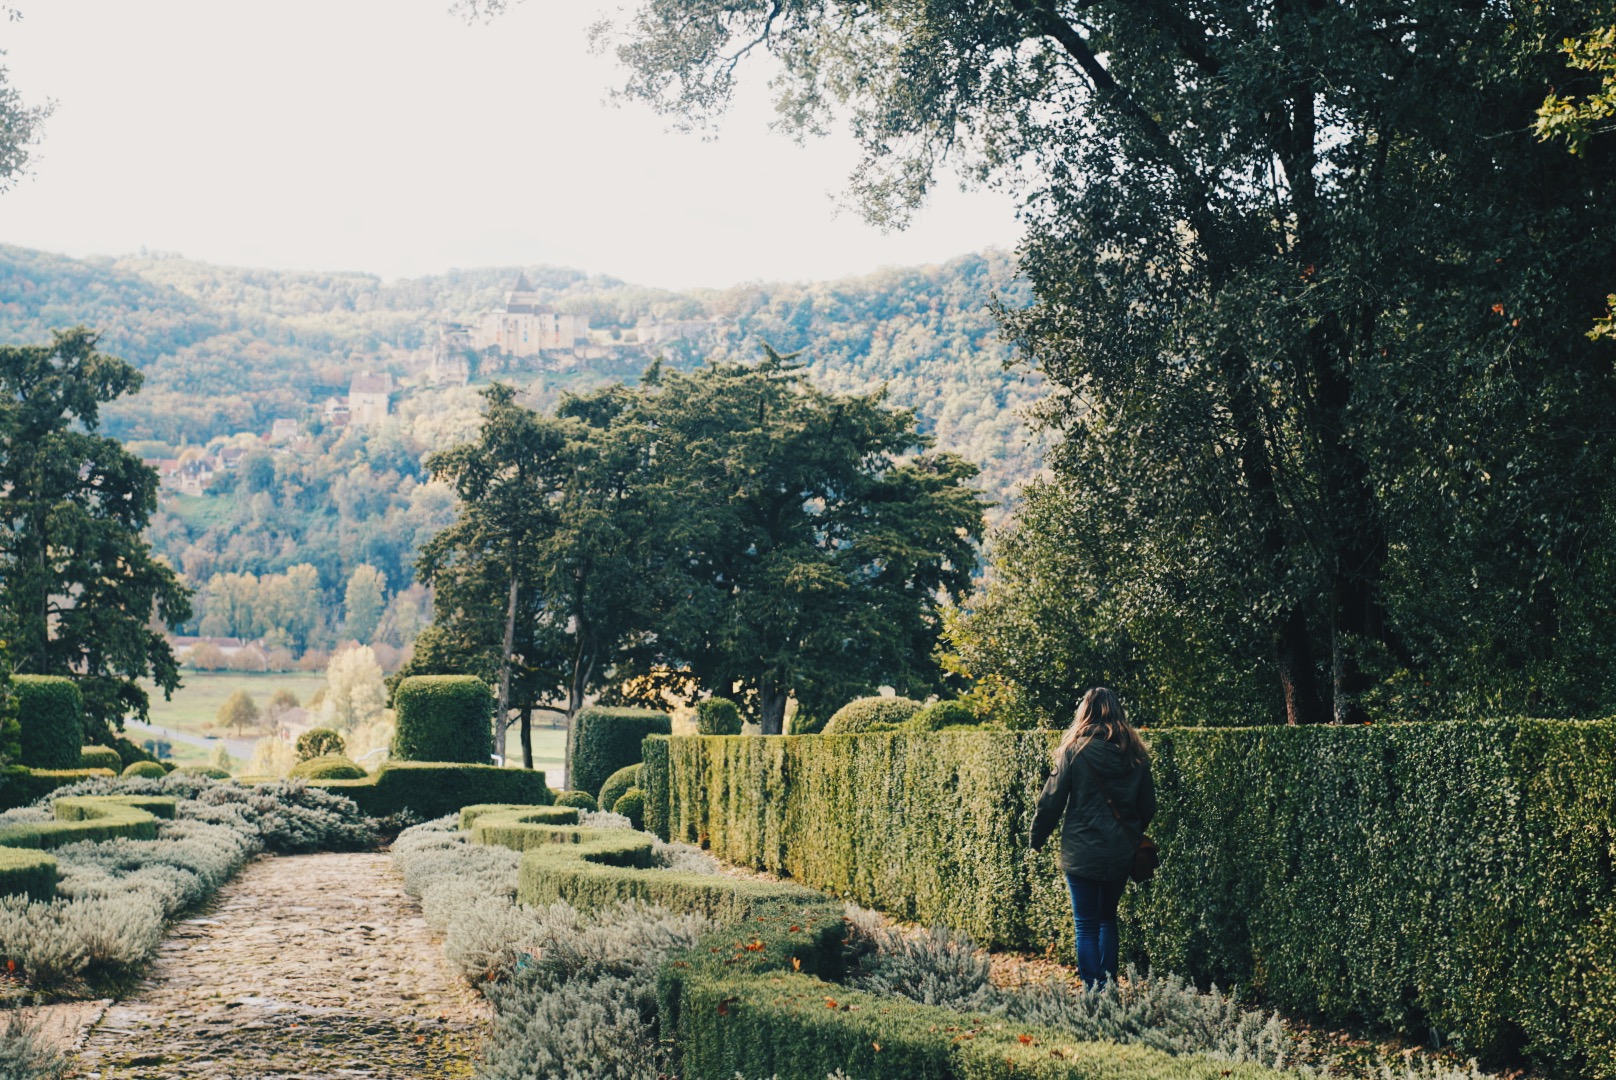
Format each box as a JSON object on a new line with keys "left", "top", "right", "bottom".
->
{"left": 432, "top": 273, "right": 720, "bottom": 385}
{"left": 470, "top": 273, "right": 589, "bottom": 356}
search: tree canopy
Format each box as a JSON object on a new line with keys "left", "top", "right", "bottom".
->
{"left": 566, "top": 0, "right": 1616, "bottom": 724}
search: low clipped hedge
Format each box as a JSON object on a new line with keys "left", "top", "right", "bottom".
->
{"left": 0, "top": 766, "right": 118, "bottom": 811}
{"left": 79, "top": 745, "right": 123, "bottom": 771}
{"left": 289, "top": 754, "right": 366, "bottom": 780}
{"left": 570, "top": 706, "right": 669, "bottom": 801}
{"left": 392, "top": 675, "right": 493, "bottom": 764}
{"left": 820, "top": 695, "right": 922, "bottom": 734}
{"left": 0, "top": 847, "right": 56, "bottom": 900}
{"left": 464, "top": 810, "right": 1293, "bottom": 1080}
{"left": 647, "top": 721, "right": 1616, "bottom": 1079}
{"left": 551, "top": 790, "right": 597, "bottom": 812}
{"left": 462, "top": 805, "right": 581, "bottom": 848}
{"left": 13, "top": 676, "right": 84, "bottom": 769}
{"left": 0, "top": 795, "right": 170, "bottom": 851}
{"left": 308, "top": 761, "right": 550, "bottom": 820}
{"left": 123, "top": 761, "right": 167, "bottom": 779}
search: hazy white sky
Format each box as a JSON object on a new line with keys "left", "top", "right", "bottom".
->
{"left": 0, "top": 1, "right": 1021, "bottom": 289}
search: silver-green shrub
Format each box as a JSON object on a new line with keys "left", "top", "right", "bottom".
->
{"left": 0, "top": 1009, "right": 67, "bottom": 1080}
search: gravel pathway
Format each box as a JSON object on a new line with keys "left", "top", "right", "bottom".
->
{"left": 69, "top": 852, "right": 486, "bottom": 1079}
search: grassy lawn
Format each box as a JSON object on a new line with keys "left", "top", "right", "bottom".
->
{"left": 145, "top": 670, "right": 329, "bottom": 738}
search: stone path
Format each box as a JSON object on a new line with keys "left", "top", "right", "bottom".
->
{"left": 69, "top": 852, "right": 486, "bottom": 1079}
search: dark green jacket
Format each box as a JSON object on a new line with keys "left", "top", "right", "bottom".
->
{"left": 1030, "top": 738, "right": 1155, "bottom": 880}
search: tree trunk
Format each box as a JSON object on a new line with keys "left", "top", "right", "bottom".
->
{"left": 562, "top": 640, "right": 595, "bottom": 790}
{"left": 519, "top": 703, "right": 533, "bottom": 770}
{"left": 1276, "top": 605, "right": 1328, "bottom": 725}
{"left": 758, "top": 675, "right": 788, "bottom": 736}
{"left": 495, "top": 567, "right": 518, "bottom": 765}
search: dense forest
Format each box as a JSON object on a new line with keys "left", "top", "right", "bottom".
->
{"left": 0, "top": 244, "right": 1041, "bottom": 658}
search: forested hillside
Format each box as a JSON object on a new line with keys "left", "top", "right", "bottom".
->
{"left": 0, "top": 244, "right": 1041, "bottom": 659}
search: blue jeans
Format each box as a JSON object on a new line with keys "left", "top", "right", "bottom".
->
{"left": 1065, "top": 873, "right": 1126, "bottom": 989}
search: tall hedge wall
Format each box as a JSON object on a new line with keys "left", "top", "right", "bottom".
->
{"left": 569, "top": 706, "right": 669, "bottom": 798}
{"left": 309, "top": 761, "right": 550, "bottom": 820}
{"left": 646, "top": 721, "right": 1616, "bottom": 1079}
{"left": 13, "top": 676, "right": 84, "bottom": 770}
{"left": 391, "top": 675, "right": 493, "bottom": 764}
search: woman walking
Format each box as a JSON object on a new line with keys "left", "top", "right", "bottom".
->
{"left": 1030, "top": 687, "right": 1155, "bottom": 989}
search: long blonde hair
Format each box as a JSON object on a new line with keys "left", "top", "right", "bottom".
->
{"left": 1055, "top": 687, "right": 1150, "bottom": 767}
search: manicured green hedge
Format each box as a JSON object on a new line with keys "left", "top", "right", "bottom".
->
{"left": 570, "top": 706, "right": 669, "bottom": 800}
{"left": 79, "top": 745, "right": 123, "bottom": 771}
{"left": 463, "top": 805, "right": 581, "bottom": 849}
{"left": 289, "top": 754, "right": 365, "bottom": 780}
{"left": 123, "top": 761, "right": 167, "bottom": 779}
{"left": 597, "top": 763, "right": 640, "bottom": 817}
{"left": 646, "top": 722, "right": 1616, "bottom": 1078}
{"left": 551, "top": 790, "right": 597, "bottom": 812}
{"left": 613, "top": 787, "right": 645, "bottom": 829}
{"left": 821, "top": 695, "right": 922, "bottom": 734}
{"left": 0, "top": 766, "right": 118, "bottom": 810}
{"left": 13, "top": 676, "right": 84, "bottom": 770}
{"left": 391, "top": 675, "right": 493, "bottom": 764}
{"left": 308, "top": 761, "right": 550, "bottom": 820}
{"left": 696, "top": 697, "right": 742, "bottom": 736}
{"left": 0, "top": 847, "right": 56, "bottom": 900}
{"left": 0, "top": 796, "right": 167, "bottom": 850}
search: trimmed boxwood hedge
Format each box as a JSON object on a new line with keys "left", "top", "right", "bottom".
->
{"left": 613, "top": 787, "right": 645, "bottom": 829}
{"left": 13, "top": 676, "right": 84, "bottom": 769}
{"left": 0, "top": 847, "right": 56, "bottom": 900}
{"left": 463, "top": 805, "right": 581, "bottom": 849}
{"left": 307, "top": 761, "right": 550, "bottom": 820}
{"left": 391, "top": 675, "right": 494, "bottom": 764}
{"left": 570, "top": 706, "right": 669, "bottom": 801}
{"left": 123, "top": 760, "right": 167, "bottom": 779}
{"left": 289, "top": 754, "right": 366, "bottom": 780}
{"left": 820, "top": 695, "right": 922, "bottom": 734}
{"left": 597, "top": 763, "right": 640, "bottom": 817}
{"left": 0, "top": 795, "right": 168, "bottom": 850}
{"left": 79, "top": 745, "right": 123, "bottom": 771}
{"left": 464, "top": 811, "right": 1293, "bottom": 1080}
{"left": 695, "top": 697, "right": 742, "bottom": 736}
{"left": 0, "top": 766, "right": 118, "bottom": 810}
{"left": 551, "top": 789, "right": 597, "bottom": 812}
{"left": 646, "top": 721, "right": 1616, "bottom": 1079}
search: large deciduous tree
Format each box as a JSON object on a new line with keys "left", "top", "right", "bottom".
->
{"left": 525, "top": 0, "right": 1616, "bottom": 724}
{"left": 0, "top": 329, "right": 192, "bottom": 740}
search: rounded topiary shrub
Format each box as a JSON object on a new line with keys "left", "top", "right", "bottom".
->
{"left": 79, "top": 745, "right": 123, "bottom": 771}
{"left": 908, "top": 699, "right": 984, "bottom": 732}
{"left": 822, "top": 696, "right": 923, "bottom": 735}
{"left": 391, "top": 675, "right": 494, "bottom": 764}
{"left": 122, "top": 760, "right": 166, "bottom": 779}
{"left": 598, "top": 764, "right": 641, "bottom": 818}
{"left": 14, "top": 676, "right": 84, "bottom": 769}
{"left": 570, "top": 706, "right": 670, "bottom": 799}
{"left": 176, "top": 765, "right": 232, "bottom": 780}
{"left": 552, "top": 790, "right": 598, "bottom": 812}
{"left": 613, "top": 787, "right": 645, "bottom": 830}
{"left": 696, "top": 697, "right": 743, "bottom": 736}
{"left": 289, "top": 754, "right": 366, "bottom": 780}
{"left": 296, "top": 727, "right": 346, "bottom": 761}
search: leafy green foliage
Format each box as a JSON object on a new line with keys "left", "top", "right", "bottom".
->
{"left": 288, "top": 754, "right": 366, "bottom": 781}
{"left": 571, "top": 707, "right": 668, "bottom": 799}
{"left": 11, "top": 677, "right": 83, "bottom": 770}
{"left": 0, "top": 848, "right": 56, "bottom": 901}
{"left": 390, "top": 674, "right": 494, "bottom": 764}
{"left": 214, "top": 688, "right": 258, "bottom": 736}
{"left": 597, "top": 764, "right": 642, "bottom": 819}
{"left": 295, "top": 727, "right": 346, "bottom": 761}
{"left": 821, "top": 696, "right": 922, "bottom": 735}
{"left": 0, "top": 330, "right": 191, "bottom": 740}
{"left": 694, "top": 697, "right": 741, "bottom": 736}
{"left": 121, "top": 762, "right": 166, "bottom": 780}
